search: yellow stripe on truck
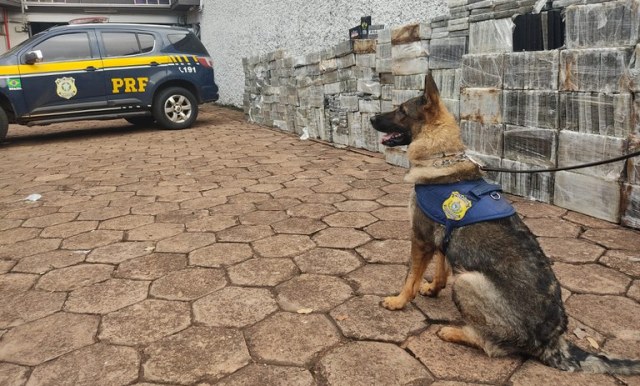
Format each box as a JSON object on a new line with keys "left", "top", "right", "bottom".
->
{"left": 0, "top": 56, "right": 177, "bottom": 77}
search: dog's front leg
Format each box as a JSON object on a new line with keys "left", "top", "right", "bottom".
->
{"left": 420, "top": 250, "right": 449, "bottom": 297}
{"left": 382, "top": 237, "right": 432, "bottom": 310}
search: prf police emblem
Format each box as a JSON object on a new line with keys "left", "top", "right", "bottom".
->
{"left": 442, "top": 191, "right": 472, "bottom": 221}
{"left": 55, "top": 77, "right": 77, "bottom": 99}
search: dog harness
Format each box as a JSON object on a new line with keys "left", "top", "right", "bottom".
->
{"left": 415, "top": 179, "right": 516, "bottom": 252}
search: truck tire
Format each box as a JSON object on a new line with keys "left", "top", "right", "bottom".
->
{"left": 0, "top": 107, "right": 8, "bottom": 143}
{"left": 152, "top": 87, "right": 198, "bottom": 130}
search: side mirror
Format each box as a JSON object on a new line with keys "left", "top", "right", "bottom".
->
{"left": 24, "top": 50, "right": 43, "bottom": 64}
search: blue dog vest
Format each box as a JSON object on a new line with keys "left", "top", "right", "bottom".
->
{"left": 415, "top": 179, "right": 516, "bottom": 251}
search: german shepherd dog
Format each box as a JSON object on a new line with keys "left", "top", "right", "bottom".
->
{"left": 370, "top": 72, "right": 640, "bottom": 375}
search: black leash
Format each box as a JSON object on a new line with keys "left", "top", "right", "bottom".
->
{"left": 479, "top": 149, "right": 640, "bottom": 174}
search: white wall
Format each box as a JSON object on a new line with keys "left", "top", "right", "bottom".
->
{"left": 200, "top": 0, "right": 449, "bottom": 107}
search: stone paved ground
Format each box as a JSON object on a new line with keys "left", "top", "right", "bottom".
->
{"left": 0, "top": 105, "right": 639, "bottom": 386}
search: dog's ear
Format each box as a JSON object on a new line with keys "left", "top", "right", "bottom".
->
{"left": 423, "top": 71, "right": 441, "bottom": 106}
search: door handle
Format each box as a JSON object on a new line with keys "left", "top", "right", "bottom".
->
{"left": 85, "top": 66, "right": 97, "bottom": 72}
{"left": 150, "top": 61, "right": 159, "bottom": 67}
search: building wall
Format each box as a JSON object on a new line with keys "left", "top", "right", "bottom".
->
{"left": 199, "top": 0, "right": 449, "bottom": 107}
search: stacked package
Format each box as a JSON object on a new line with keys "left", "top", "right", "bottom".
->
{"left": 384, "top": 23, "right": 432, "bottom": 167}
{"left": 624, "top": 42, "right": 640, "bottom": 227}
{"left": 554, "top": 0, "right": 638, "bottom": 222}
{"left": 294, "top": 51, "right": 324, "bottom": 139}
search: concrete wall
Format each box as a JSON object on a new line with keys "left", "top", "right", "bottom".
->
{"left": 199, "top": 0, "right": 448, "bottom": 107}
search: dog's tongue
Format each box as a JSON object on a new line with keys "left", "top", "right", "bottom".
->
{"left": 381, "top": 132, "right": 400, "bottom": 144}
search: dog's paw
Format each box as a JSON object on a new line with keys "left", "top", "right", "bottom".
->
{"left": 381, "top": 296, "right": 406, "bottom": 310}
{"left": 420, "top": 281, "right": 442, "bottom": 297}
{"left": 436, "top": 326, "right": 458, "bottom": 342}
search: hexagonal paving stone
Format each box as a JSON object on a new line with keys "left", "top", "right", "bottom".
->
{"left": 356, "top": 240, "right": 411, "bottom": 264}
{"left": 342, "top": 188, "right": 386, "bottom": 200}
{"left": 154, "top": 232, "right": 216, "bottom": 253}
{"left": 553, "top": 263, "right": 630, "bottom": 295}
{"left": 509, "top": 360, "right": 618, "bottom": 386}
{"left": 322, "top": 212, "right": 378, "bottom": 228}
{"left": 227, "top": 258, "right": 298, "bottom": 287}
{"left": 0, "top": 238, "right": 61, "bottom": 260}
{"left": 330, "top": 295, "right": 425, "bottom": 343}
{"left": 11, "top": 250, "right": 87, "bottom": 274}
{"left": 300, "top": 193, "right": 346, "bottom": 204}
{"left": 364, "top": 220, "right": 411, "bottom": 240}
{"left": 77, "top": 206, "right": 130, "bottom": 221}
{"left": 523, "top": 218, "right": 581, "bottom": 238}
{"left": 286, "top": 203, "right": 337, "bottom": 219}
{"left": 143, "top": 326, "right": 250, "bottom": 384}
{"left": 0, "top": 312, "right": 99, "bottom": 366}
{"left": 538, "top": 237, "right": 605, "bottom": 263}
{"left": 252, "top": 234, "right": 316, "bottom": 258}
{"left": 628, "top": 280, "right": 640, "bottom": 303}
{"left": 61, "top": 230, "right": 124, "bottom": 249}
{"left": 294, "top": 248, "right": 362, "bottom": 275}
{"left": 239, "top": 210, "right": 288, "bottom": 226}
{"left": 215, "top": 364, "right": 314, "bottom": 386}
{"left": 566, "top": 294, "right": 640, "bottom": 340}
{"left": 99, "top": 299, "right": 191, "bottom": 346}
{"left": 371, "top": 206, "right": 408, "bottom": 221}
{"left": 0, "top": 290, "right": 66, "bottom": 328}
{"left": 276, "top": 274, "right": 353, "bottom": 312}
{"left": 0, "top": 273, "right": 37, "bottom": 293}
{"left": 65, "top": 279, "right": 149, "bottom": 314}
{"left": 40, "top": 221, "right": 99, "bottom": 239}
{"left": 562, "top": 211, "right": 620, "bottom": 229}
{"left": 36, "top": 264, "right": 114, "bottom": 292}
{"left": 245, "top": 183, "right": 284, "bottom": 193}
{"left": 0, "top": 260, "right": 15, "bottom": 274}
{"left": 193, "top": 286, "right": 278, "bottom": 328}
{"left": 127, "top": 223, "right": 184, "bottom": 241}
{"left": 581, "top": 228, "right": 640, "bottom": 251}
{"left": 114, "top": 253, "right": 187, "bottom": 280}
{"left": 333, "top": 200, "right": 381, "bottom": 213}
{"left": 209, "top": 203, "right": 256, "bottom": 216}
{"left": 412, "top": 285, "right": 462, "bottom": 323}
{"left": 315, "top": 341, "right": 432, "bottom": 385}
{"left": 600, "top": 250, "right": 640, "bottom": 277}
{"left": 271, "top": 217, "right": 327, "bottom": 235}
{"left": 21, "top": 212, "right": 77, "bottom": 228}
{"left": 131, "top": 202, "right": 180, "bottom": 216}
{"left": 27, "top": 343, "right": 140, "bottom": 386}
{"left": 246, "top": 312, "right": 341, "bottom": 366}
{"left": 313, "top": 228, "right": 371, "bottom": 249}
{"left": 347, "top": 264, "right": 407, "bottom": 296}
{"left": 0, "top": 227, "right": 41, "bottom": 244}
{"left": 150, "top": 267, "right": 226, "bottom": 301}
{"left": 86, "top": 241, "right": 154, "bottom": 264}
{"left": 512, "top": 200, "right": 567, "bottom": 218}
{"left": 186, "top": 215, "right": 237, "bottom": 232}
{"left": 0, "top": 363, "right": 29, "bottom": 386}
{"left": 189, "top": 243, "right": 253, "bottom": 267}
{"left": 376, "top": 193, "right": 410, "bottom": 206}
{"left": 99, "top": 215, "right": 155, "bottom": 230}
{"left": 216, "top": 225, "right": 274, "bottom": 242}
{"left": 406, "top": 326, "right": 522, "bottom": 383}
{"left": 255, "top": 198, "right": 300, "bottom": 211}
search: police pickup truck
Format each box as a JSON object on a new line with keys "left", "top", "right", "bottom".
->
{"left": 0, "top": 23, "right": 219, "bottom": 141}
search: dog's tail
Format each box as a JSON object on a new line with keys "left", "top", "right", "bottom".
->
{"left": 540, "top": 337, "right": 640, "bottom": 375}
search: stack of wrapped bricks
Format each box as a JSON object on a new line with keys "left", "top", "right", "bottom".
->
{"left": 242, "top": 0, "right": 640, "bottom": 228}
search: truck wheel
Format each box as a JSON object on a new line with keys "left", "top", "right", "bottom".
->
{"left": 0, "top": 107, "right": 8, "bottom": 142}
{"left": 152, "top": 87, "right": 198, "bottom": 130}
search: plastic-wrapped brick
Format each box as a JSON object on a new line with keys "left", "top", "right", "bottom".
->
{"left": 391, "top": 41, "right": 430, "bottom": 60}
{"left": 460, "top": 88, "right": 502, "bottom": 124}
{"left": 429, "top": 37, "right": 467, "bottom": 69}
{"left": 391, "top": 23, "right": 432, "bottom": 44}
{"left": 432, "top": 69, "right": 461, "bottom": 99}
{"left": 504, "top": 51, "right": 559, "bottom": 90}
{"left": 557, "top": 131, "right": 627, "bottom": 180}
{"left": 503, "top": 91, "right": 559, "bottom": 130}
{"left": 503, "top": 125, "right": 557, "bottom": 166}
{"left": 501, "top": 158, "right": 554, "bottom": 203}
{"left": 394, "top": 74, "right": 427, "bottom": 90}
{"left": 565, "top": 1, "right": 640, "bottom": 49}
{"left": 461, "top": 54, "right": 504, "bottom": 88}
{"left": 469, "top": 18, "right": 514, "bottom": 54}
{"left": 460, "top": 120, "right": 504, "bottom": 156}
{"left": 559, "top": 92, "right": 633, "bottom": 137}
{"left": 554, "top": 171, "right": 621, "bottom": 222}
{"left": 392, "top": 57, "right": 429, "bottom": 76}
{"left": 560, "top": 48, "right": 632, "bottom": 93}
{"left": 622, "top": 183, "right": 640, "bottom": 228}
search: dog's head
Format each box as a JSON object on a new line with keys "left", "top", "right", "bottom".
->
{"left": 370, "top": 72, "right": 446, "bottom": 147}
